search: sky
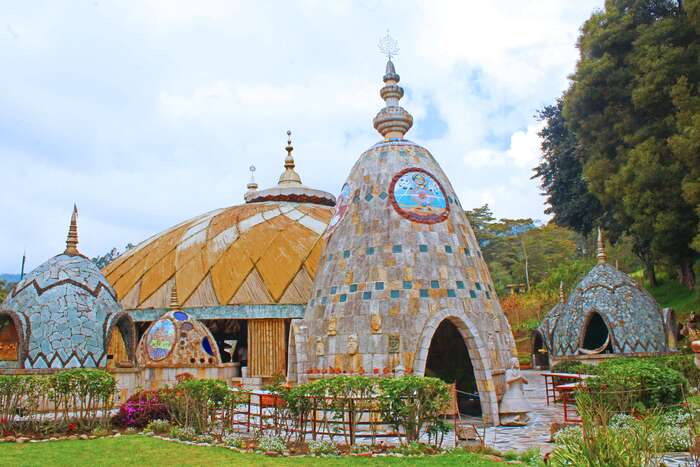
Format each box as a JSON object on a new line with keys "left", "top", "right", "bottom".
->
{"left": 0, "top": 0, "right": 603, "bottom": 273}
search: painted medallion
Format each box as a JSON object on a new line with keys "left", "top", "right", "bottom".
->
{"left": 326, "top": 183, "right": 351, "bottom": 234}
{"left": 389, "top": 168, "right": 449, "bottom": 223}
{"left": 146, "top": 319, "right": 176, "bottom": 361}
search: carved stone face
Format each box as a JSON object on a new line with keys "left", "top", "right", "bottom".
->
{"left": 315, "top": 337, "right": 325, "bottom": 356}
{"left": 327, "top": 317, "right": 337, "bottom": 336}
{"left": 347, "top": 334, "right": 359, "bottom": 355}
{"left": 370, "top": 313, "right": 382, "bottom": 334}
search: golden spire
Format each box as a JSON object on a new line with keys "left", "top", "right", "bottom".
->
{"left": 278, "top": 130, "right": 302, "bottom": 186}
{"left": 596, "top": 226, "right": 607, "bottom": 265}
{"left": 64, "top": 204, "right": 80, "bottom": 256}
{"left": 169, "top": 283, "right": 180, "bottom": 309}
{"left": 559, "top": 280, "right": 565, "bottom": 303}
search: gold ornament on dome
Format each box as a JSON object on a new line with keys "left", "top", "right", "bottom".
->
{"left": 347, "top": 334, "right": 359, "bottom": 355}
{"left": 327, "top": 316, "right": 337, "bottom": 336}
{"left": 370, "top": 312, "right": 382, "bottom": 334}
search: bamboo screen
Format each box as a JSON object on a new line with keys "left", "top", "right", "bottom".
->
{"left": 248, "top": 319, "right": 286, "bottom": 377}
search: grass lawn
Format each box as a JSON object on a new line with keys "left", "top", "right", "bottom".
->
{"left": 0, "top": 435, "right": 502, "bottom": 466}
{"left": 645, "top": 277, "right": 700, "bottom": 318}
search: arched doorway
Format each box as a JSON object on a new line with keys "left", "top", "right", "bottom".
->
{"left": 580, "top": 312, "right": 612, "bottom": 354}
{"left": 531, "top": 330, "right": 548, "bottom": 369}
{"left": 107, "top": 314, "right": 136, "bottom": 368}
{"left": 0, "top": 313, "right": 20, "bottom": 367}
{"left": 425, "top": 320, "right": 481, "bottom": 416}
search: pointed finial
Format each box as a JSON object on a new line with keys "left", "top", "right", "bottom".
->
{"left": 278, "top": 129, "right": 302, "bottom": 186}
{"left": 169, "top": 283, "right": 180, "bottom": 309}
{"left": 64, "top": 204, "right": 80, "bottom": 256}
{"left": 373, "top": 33, "right": 413, "bottom": 140}
{"left": 596, "top": 226, "right": 607, "bottom": 264}
{"left": 559, "top": 281, "right": 565, "bottom": 303}
{"left": 246, "top": 165, "right": 258, "bottom": 192}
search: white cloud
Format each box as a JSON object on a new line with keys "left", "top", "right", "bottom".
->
{"left": 0, "top": 0, "right": 602, "bottom": 272}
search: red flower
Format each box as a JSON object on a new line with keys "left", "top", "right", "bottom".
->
{"left": 67, "top": 423, "right": 77, "bottom": 432}
{"left": 383, "top": 367, "right": 390, "bottom": 374}
{"left": 373, "top": 368, "right": 379, "bottom": 374}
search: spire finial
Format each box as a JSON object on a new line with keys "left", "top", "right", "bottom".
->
{"left": 64, "top": 204, "right": 80, "bottom": 256}
{"left": 373, "top": 32, "right": 413, "bottom": 140}
{"left": 559, "top": 281, "right": 565, "bottom": 303}
{"left": 169, "top": 283, "right": 180, "bottom": 309}
{"left": 278, "top": 129, "right": 302, "bottom": 186}
{"left": 246, "top": 165, "right": 258, "bottom": 192}
{"left": 596, "top": 226, "right": 607, "bottom": 264}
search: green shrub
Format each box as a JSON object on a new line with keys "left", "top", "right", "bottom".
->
{"left": 169, "top": 425, "right": 197, "bottom": 441}
{"left": 307, "top": 439, "right": 337, "bottom": 455}
{"left": 377, "top": 376, "right": 450, "bottom": 444}
{"left": 222, "top": 432, "right": 245, "bottom": 448}
{"left": 161, "top": 378, "right": 233, "bottom": 434}
{"left": 586, "top": 358, "right": 688, "bottom": 412}
{"left": 650, "top": 354, "right": 700, "bottom": 389}
{"left": 550, "top": 361, "right": 597, "bottom": 375}
{"left": 144, "top": 419, "right": 171, "bottom": 435}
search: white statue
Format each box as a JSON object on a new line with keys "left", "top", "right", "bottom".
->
{"left": 499, "top": 357, "right": 531, "bottom": 426}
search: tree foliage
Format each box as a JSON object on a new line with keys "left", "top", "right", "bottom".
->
{"left": 535, "top": 0, "right": 700, "bottom": 288}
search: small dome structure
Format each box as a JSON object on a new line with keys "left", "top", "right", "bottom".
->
{"left": 0, "top": 206, "right": 135, "bottom": 369}
{"left": 538, "top": 228, "right": 675, "bottom": 365}
{"left": 137, "top": 288, "right": 222, "bottom": 367}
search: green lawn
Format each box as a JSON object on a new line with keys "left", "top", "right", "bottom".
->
{"left": 0, "top": 435, "right": 501, "bottom": 466}
{"left": 645, "top": 277, "right": 700, "bottom": 318}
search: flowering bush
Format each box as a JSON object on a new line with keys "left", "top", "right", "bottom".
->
{"left": 222, "top": 432, "right": 245, "bottom": 448}
{"left": 144, "top": 419, "right": 171, "bottom": 435}
{"left": 308, "top": 439, "right": 337, "bottom": 455}
{"left": 257, "top": 435, "right": 286, "bottom": 453}
{"left": 112, "top": 390, "right": 169, "bottom": 428}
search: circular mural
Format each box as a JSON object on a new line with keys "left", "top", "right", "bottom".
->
{"left": 146, "top": 319, "right": 176, "bottom": 361}
{"left": 389, "top": 168, "right": 449, "bottom": 223}
{"left": 326, "top": 183, "right": 351, "bottom": 234}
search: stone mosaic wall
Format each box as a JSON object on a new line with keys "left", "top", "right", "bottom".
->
{"left": 1, "top": 254, "right": 122, "bottom": 369}
{"left": 297, "top": 140, "right": 517, "bottom": 425}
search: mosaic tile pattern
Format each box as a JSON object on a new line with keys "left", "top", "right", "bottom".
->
{"left": 1, "top": 254, "right": 122, "bottom": 368}
{"left": 296, "top": 139, "right": 517, "bottom": 425}
{"left": 102, "top": 202, "right": 333, "bottom": 309}
{"left": 544, "top": 263, "right": 669, "bottom": 358}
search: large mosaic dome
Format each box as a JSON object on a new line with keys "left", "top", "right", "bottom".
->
{"left": 538, "top": 230, "right": 675, "bottom": 362}
{"left": 0, "top": 207, "right": 133, "bottom": 369}
{"left": 294, "top": 59, "right": 516, "bottom": 425}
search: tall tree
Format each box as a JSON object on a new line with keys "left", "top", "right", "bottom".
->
{"left": 561, "top": 0, "right": 699, "bottom": 287}
{"left": 533, "top": 100, "right": 603, "bottom": 236}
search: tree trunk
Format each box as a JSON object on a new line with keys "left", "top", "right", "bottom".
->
{"left": 644, "top": 260, "right": 657, "bottom": 288}
{"left": 679, "top": 258, "right": 696, "bottom": 290}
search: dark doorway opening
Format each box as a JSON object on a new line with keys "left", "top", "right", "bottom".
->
{"left": 532, "top": 331, "right": 548, "bottom": 368}
{"left": 0, "top": 315, "right": 19, "bottom": 365}
{"left": 425, "top": 320, "right": 481, "bottom": 416}
{"left": 582, "top": 312, "right": 612, "bottom": 353}
{"left": 202, "top": 319, "right": 246, "bottom": 364}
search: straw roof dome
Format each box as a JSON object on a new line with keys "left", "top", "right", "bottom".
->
{"left": 103, "top": 202, "right": 333, "bottom": 309}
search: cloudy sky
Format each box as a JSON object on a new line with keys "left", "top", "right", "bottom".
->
{"left": 0, "top": 0, "right": 603, "bottom": 273}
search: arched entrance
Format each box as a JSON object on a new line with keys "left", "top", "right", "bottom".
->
{"left": 107, "top": 314, "right": 136, "bottom": 368}
{"left": 580, "top": 311, "right": 612, "bottom": 354}
{"left": 531, "top": 330, "right": 548, "bottom": 369}
{"left": 0, "top": 314, "right": 19, "bottom": 365}
{"left": 425, "top": 320, "right": 480, "bottom": 416}
{"left": 414, "top": 310, "right": 500, "bottom": 425}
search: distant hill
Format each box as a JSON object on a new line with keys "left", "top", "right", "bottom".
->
{"left": 0, "top": 273, "right": 21, "bottom": 284}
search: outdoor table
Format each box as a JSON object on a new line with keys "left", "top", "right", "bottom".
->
{"left": 556, "top": 382, "right": 583, "bottom": 423}
{"left": 541, "top": 372, "right": 592, "bottom": 405}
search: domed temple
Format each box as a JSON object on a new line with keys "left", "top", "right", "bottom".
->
{"left": 291, "top": 58, "right": 516, "bottom": 424}
{"left": 0, "top": 206, "right": 135, "bottom": 370}
{"left": 0, "top": 52, "right": 518, "bottom": 425}
{"left": 532, "top": 228, "right": 678, "bottom": 368}
{"left": 101, "top": 133, "right": 335, "bottom": 381}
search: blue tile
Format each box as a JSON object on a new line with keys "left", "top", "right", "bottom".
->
{"left": 339, "top": 294, "right": 347, "bottom": 303}
{"left": 469, "top": 290, "right": 477, "bottom": 298}
{"left": 419, "top": 244, "right": 428, "bottom": 253}
{"left": 431, "top": 280, "right": 439, "bottom": 289}
{"left": 445, "top": 245, "right": 453, "bottom": 253}
{"left": 403, "top": 281, "right": 412, "bottom": 289}
{"left": 456, "top": 281, "right": 465, "bottom": 289}
{"left": 363, "top": 291, "right": 372, "bottom": 300}
{"left": 330, "top": 286, "right": 337, "bottom": 295}
{"left": 390, "top": 290, "right": 400, "bottom": 299}
{"left": 350, "top": 284, "right": 358, "bottom": 293}
{"left": 365, "top": 193, "right": 374, "bottom": 202}
{"left": 379, "top": 192, "right": 388, "bottom": 200}
{"left": 420, "top": 289, "right": 429, "bottom": 298}
{"left": 375, "top": 282, "right": 384, "bottom": 290}
{"left": 463, "top": 248, "right": 470, "bottom": 256}
{"left": 475, "top": 282, "right": 482, "bottom": 290}
{"left": 343, "top": 250, "right": 351, "bottom": 258}
{"left": 392, "top": 245, "right": 402, "bottom": 253}
{"left": 447, "top": 289, "right": 456, "bottom": 298}
{"left": 366, "top": 246, "right": 375, "bottom": 255}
